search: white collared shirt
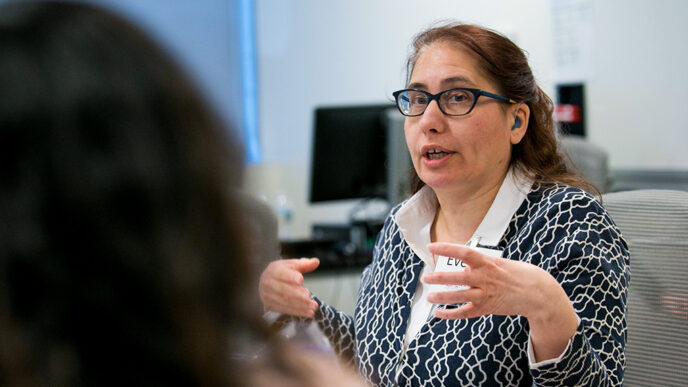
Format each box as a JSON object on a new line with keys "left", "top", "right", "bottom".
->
{"left": 393, "top": 168, "right": 574, "bottom": 368}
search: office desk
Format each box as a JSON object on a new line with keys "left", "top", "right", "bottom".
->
{"left": 280, "top": 239, "right": 372, "bottom": 271}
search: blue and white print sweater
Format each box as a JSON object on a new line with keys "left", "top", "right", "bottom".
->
{"left": 313, "top": 183, "right": 629, "bottom": 386}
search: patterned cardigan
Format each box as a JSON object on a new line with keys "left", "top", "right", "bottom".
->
{"left": 312, "top": 183, "right": 629, "bottom": 386}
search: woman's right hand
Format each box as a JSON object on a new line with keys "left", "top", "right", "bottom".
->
{"left": 259, "top": 258, "right": 320, "bottom": 318}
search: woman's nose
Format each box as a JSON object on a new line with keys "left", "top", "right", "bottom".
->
{"left": 419, "top": 99, "right": 446, "bottom": 134}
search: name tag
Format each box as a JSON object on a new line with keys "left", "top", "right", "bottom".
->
{"left": 431, "top": 245, "right": 504, "bottom": 293}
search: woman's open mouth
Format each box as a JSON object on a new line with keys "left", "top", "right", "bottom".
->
{"left": 426, "top": 148, "right": 450, "bottom": 160}
{"left": 421, "top": 146, "right": 455, "bottom": 167}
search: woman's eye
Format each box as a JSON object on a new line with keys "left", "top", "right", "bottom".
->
{"left": 412, "top": 96, "right": 428, "bottom": 105}
{"left": 448, "top": 93, "right": 468, "bottom": 103}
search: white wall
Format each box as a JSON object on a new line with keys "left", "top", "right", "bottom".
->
{"left": 252, "top": 0, "right": 688, "bottom": 238}
{"left": 588, "top": 0, "right": 688, "bottom": 170}
{"left": 251, "top": 0, "right": 555, "bottom": 238}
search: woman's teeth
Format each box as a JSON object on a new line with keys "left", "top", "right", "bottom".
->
{"left": 426, "top": 149, "right": 448, "bottom": 159}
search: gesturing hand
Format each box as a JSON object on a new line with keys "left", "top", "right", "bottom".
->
{"left": 259, "top": 258, "right": 320, "bottom": 318}
{"left": 422, "top": 242, "right": 568, "bottom": 321}
{"left": 423, "top": 242, "right": 579, "bottom": 362}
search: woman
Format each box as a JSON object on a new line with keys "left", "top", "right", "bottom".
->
{"left": 260, "top": 23, "right": 629, "bottom": 386}
{"left": 0, "top": 2, "right": 364, "bottom": 386}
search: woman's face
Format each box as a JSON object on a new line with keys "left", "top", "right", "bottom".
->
{"left": 404, "top": 42, "right": 526, "bottom": 196}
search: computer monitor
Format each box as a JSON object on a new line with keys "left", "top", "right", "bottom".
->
{"left": 309, "top": 104, "right": 410, "bottom": 205}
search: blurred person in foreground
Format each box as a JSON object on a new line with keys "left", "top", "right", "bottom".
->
{"left": 0, "top": 1, "right": 365, "bottom": 386}
{"left": 260, "top": 23, "right": 629, "bottom": 386}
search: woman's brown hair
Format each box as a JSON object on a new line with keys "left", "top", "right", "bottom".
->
{"left": 0, "top": 2, "right": 288, "bottom": 385}
{"left": 406, "top": 22, "right": 597, "bottom": 195}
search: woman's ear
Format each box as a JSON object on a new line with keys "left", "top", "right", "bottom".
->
{"left": 510, "top": 103, "right": 530, "bottom": 145}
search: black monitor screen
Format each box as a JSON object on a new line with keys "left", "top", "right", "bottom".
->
{"left": 309, "top": 104, "right": 395, "bottom": 203}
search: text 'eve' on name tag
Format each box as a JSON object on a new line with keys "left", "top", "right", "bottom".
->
{"left": 430, "top": 244, "right": 504, "bottom": 293}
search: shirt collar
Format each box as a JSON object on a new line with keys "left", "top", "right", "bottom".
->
{"left": 393, "top": 167, "right": 533, "bottom": 267}
{"left": 474, "top": 168, "right": 533, "bottom": 246}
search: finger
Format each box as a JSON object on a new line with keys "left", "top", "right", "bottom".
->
{"left": 422, "top": 271, "right": 475, "bottom": 287}
{"left": 274, "top": 282, "right": 313, "bottom": 305}
{"left": 434, "top": 302, "right": 480, "bottom": 320}
{"left": 285, "top": 257, "right": 321, "bottom": 274}
{"left": 268, "top": 302, "right": 316, "bottom": 318}
{"left": 269, "top": 297, "right": 318, "bottom": 317}
{"left": 270, "top": 261, "right": 306, "bottom": 285}
{"left": 428, "top": 242, "right": 488, "bottom": 268}
{"left": 261, "top": 273, "right": 312, "bottom": 304}
{"left": 427, "top": 288, "right": 482, "bottom": 305}
{"left": 260, "top": 279, "right": 311, "bottom": 316}
{"left": 265, "top": 286, "right": 318, "bottom": 316}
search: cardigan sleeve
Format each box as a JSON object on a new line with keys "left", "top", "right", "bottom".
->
{"left": 311, "top": 212, "right": 390, "bottom": 366}
{"left": 527, "top": 194, "right": 630, "bottom": 386}
{"left": 311, "top": 296, "right": 356, "bottom": 364}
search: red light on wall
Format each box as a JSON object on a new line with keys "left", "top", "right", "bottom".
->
{"left": 555, "top": 104, "right": 582, "bottom": 123}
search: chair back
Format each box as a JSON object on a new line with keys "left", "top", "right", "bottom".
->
{"left": 560, "top": 135, "right": 611, "bottom": 193}
{"left": 602, "top": 189, "right": 688, "bottom": 386}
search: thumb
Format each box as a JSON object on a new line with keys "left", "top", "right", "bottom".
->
{"left": 289, "top": 257, "right": 320, "bottom": 274}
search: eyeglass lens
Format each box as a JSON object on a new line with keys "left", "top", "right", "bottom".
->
{"left": 397, "top": 89, "right": 475, "bottom": 116}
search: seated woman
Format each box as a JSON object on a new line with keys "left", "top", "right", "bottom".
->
{"left": 260, "top": 23, "right": 629, "bottom": 386}
{"left": 0, "top": 2, "right": 364, "bottom": 386}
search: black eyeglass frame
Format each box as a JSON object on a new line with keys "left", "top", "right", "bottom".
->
{"left": 392, "top": 88, "right": 517, "bottom": 117}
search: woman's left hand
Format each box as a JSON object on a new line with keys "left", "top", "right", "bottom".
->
{"left": 423, "top": 242, "right": 579, "bottom": 361}
{"left": 423, "top": 242, "right": 564, "bottom": 320}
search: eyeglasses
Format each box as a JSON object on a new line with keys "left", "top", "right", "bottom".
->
{"left": 392, "top": 88, "right": 517, "bottom": 117}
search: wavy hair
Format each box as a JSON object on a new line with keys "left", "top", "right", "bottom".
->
{"left": 405, "top": 22, "right": 597, "bottom": 195}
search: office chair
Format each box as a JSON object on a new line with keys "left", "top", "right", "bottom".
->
{"left": 603, "top": 189, "right": 688, "bottom": 386}
{"left": 560, "top": 135, "right": 611, "bottom": 193}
